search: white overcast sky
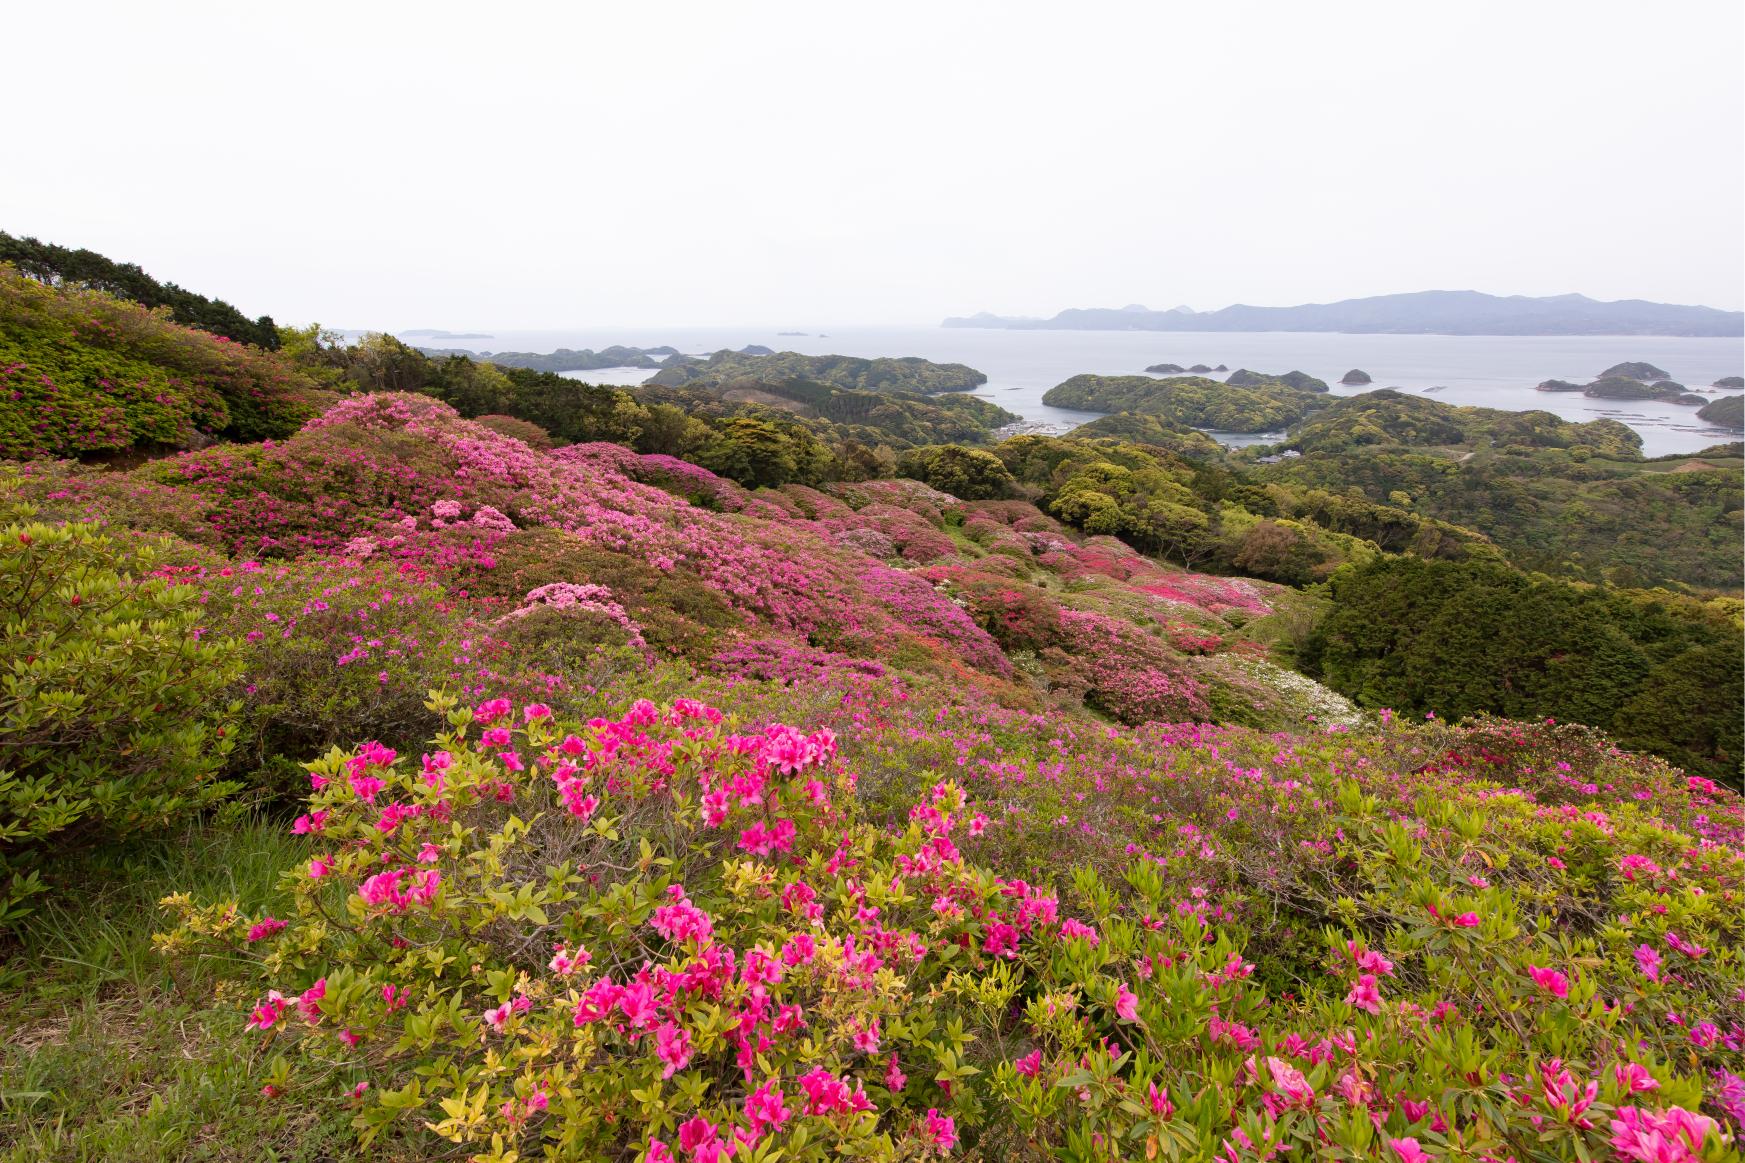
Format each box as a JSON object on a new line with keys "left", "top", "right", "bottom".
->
{"left": 6, "top": 1, "right": 1741, "bottom": 328}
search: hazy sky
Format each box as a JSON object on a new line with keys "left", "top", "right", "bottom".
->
{"left": 7, "top": 1, "right": 1742, "bottom": 328}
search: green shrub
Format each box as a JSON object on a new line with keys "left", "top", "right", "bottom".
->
{"left": 0, "top": 508, "right": 243, "bottom": 924}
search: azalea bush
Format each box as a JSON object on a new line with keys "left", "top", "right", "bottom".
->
{"left": 159, "top": 688, "right": 1742, "bottom": 1161}
{"left": 1, "top": 504, "right": 242, "bottom": 924}
{"left": 160, "top": 695, "right": 997, "bottom": 1160}
{"left": 187, "top": 554, "right": 499, "bottom": 793}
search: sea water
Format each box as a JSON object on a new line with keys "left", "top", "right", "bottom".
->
{"left": 397, "top": 324, "right": 1744, "bottom": 457}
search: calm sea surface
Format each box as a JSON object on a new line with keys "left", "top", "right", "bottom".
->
{"left": 403, "top": 325, "right": 1745, "bottom": 458}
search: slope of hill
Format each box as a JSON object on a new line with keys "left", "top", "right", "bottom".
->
{"left": 0, "top": 264, "right": 325, "bottom": 459}
{"left": 6, "top": 395, "right": 1741, "bottom": 1158}
{"left": 1247, "top": 390, "right": 1745, "bottom": 591}
{"left": 0, "top": 232, "right": 281, "bottom": 347}
{"left": 946, "top": 289, "right": 1745, "bottom": 336}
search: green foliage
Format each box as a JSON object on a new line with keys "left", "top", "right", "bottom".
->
{"left": 1255, "top": 398, "right": 1741, "bottom": 590}
{"left": 1068, "top": 411, "right": 1225, "bottom": 459}
{"left": 992, "top": 434, "right": 1486, "bottom": 580}
{"left": 473, "top": 414, "right": 557, "bottom": 449}
{"left": 0, "top": 498, "right": 244, "bottom": 924}
{"left": 1049, "top": 456, "right": 1217, "bottom": 564}
{"left": 0, "top": 817, "right": 353, "bottom": 1161}
{"left": 1042, "top": 374, "right": 1327, "bottom": 432}
{"left": 695, "top": 415, "right": 833, "bottom": 488}
{"left": 1281, "top": 389, "right": 1642, "bottom": 456}
{"left": 0, "top": 232, "right": 280, "bottom": 348}
{"left": 896, "top": 444, "right": 1015, "bottom": 500}
{"left": 0, "top": 266, "right": 323, "bottom": 459}
{"left": 1304, "top": 556, "right": 1744, "bottom": 781}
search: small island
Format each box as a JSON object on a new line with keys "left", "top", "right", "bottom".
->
{"left": 1535, "top": 379, "right": 1585, "bottom": 392}
{"left": 1340, "top": 369, "right": 1372, "bottom": 385}
{"left": 414, "top": 345, "right": 680, "bottom": 372}
{"left": 1226, "top": 369, "right": 1330, "bottom": 393}
{"left": 1714, "top": 376, "right": 1744, "bottom": 390}
{"left": 1597, "top": 361, "right": 1670, "bottom": 381}
{"left": 1697, "top": 394, "right": 1744, "bottom": 428}
{"left": 1583, "top": 376, "right": 1696, "bottom": 402}
{"left": 1144, "top": 362, "right": 1186, "bottom": 374}
{"left": 650, "top": 349, "right": 988, "bottom": 394}
{"left": 1041, "top": 373, "right": 1330, "bottom": 432}
{"left": 1584, "top": 376, "right": 1667, "bottom": 400}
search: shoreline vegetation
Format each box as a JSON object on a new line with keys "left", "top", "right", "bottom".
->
{"left": 1, "top": 243, "right": 1742, "bottom": 1161}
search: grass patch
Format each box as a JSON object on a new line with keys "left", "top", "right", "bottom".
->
{"left": 0, "top": 816, "right": 362, "bottom": 1161}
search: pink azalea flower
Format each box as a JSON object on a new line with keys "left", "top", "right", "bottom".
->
{"left": 1614, "top": 1063, "right": 1660, "bottom": 1094}
{"left": 296, "top": 978, "right": 326, "bottom": 1023}
{"left": 245, "top": 916, "right": 286, "bottom": 942}
{"left": 1268, "top": 1057, "right": 1315, "bottom": 1105}
{"left": 676, "top": 1116, "right": 720, "bottom": 1158}
{"left": 852, "top": 1017, "right": 882, "bottom": 1054}
{"left": 246, "top": 990, "right": 289, "bottom": 1031}
{"left": 924, "top": 1108, "right": 958, "bottom": 1153}
{"left": 1389, "top": 1137, "right": 1431, "bottom": 1163}
{"left": 654, "top": 1022, "right": 693, "bottom": 1079}
{"left": 1115, "top": 983, "right": 1140, "bottom": 1022}
{"left": 549, "top": 945, "right": 591, "bottom": 975}
{"left": 1609, "top": 1106, "right": 1717, "bottom": 1163}
{"left": 1147, "top": 1079, "right": 1175, "bottom": 1117}
{"left": 1346, "top": 973, "right": 1383, "bottom": 1014}
{"left": 1014, "top": 1049, "right": 1043, "bottom": 1078}
{"left": 1527, "top": 965, "right": 1570, "bottom": 999}
{"left": 744, "top": 1082, "right": 791, "bottom": 1135}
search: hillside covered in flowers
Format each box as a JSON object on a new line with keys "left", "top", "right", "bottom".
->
{"left": 1, "top": 260, "right": 1742, "bottom": 1162}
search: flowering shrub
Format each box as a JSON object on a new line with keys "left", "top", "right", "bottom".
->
{"left": 1045, "top": 610, "right": 1211, "bottom": 724}
{"left": 0, "top": 266, "right": 320, "bottom": 459}
{"left": 473, "top": 414, "right": 558, "bottom": 450}
{"left": 858, "top": 567, "right": 1011, "bottom": 677}
{"left": 181, "top": 554, "right": 500, "bottom": 792}
{"left": 161, "top": 696, "right": 1003, "bottom": 1159}
{"left": 160, "top": 689, "right": 1744, "bottom": 1160}
{"left": 707, "top": 637, "right": 889, "bottom": 686}
{"left": 1, "top": 504, "right": 242, "bottom": 923}
{"left": 926, "top": 570, "right": 1065, "bottom": 653}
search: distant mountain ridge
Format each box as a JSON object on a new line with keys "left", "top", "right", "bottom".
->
{"left": 944, "top": 290, "right": 1744, "bottom": 337}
